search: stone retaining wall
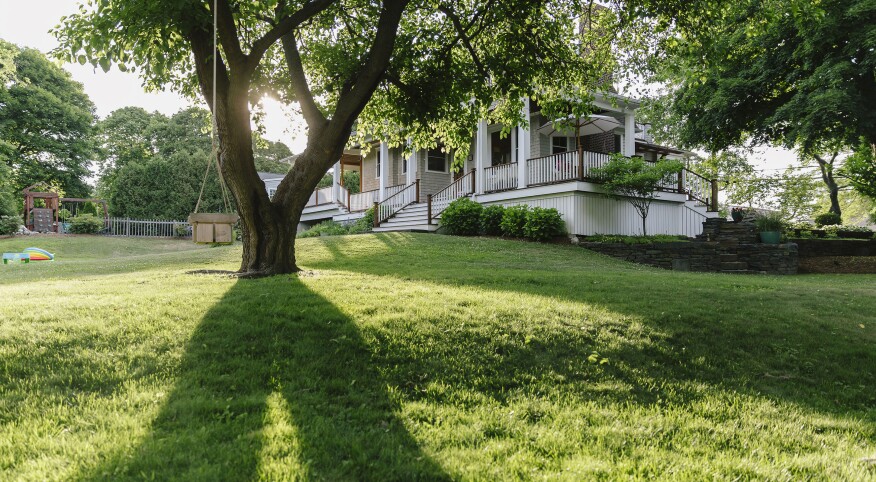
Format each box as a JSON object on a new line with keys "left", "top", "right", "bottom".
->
{"left": 791, "top": 238, "right": 876, "bottom": 258}
{"left": 581, "top": 241, "right": 798, "bottom": 275}
{"left": 579, "top": 218, "right": 800, "bottom": 274}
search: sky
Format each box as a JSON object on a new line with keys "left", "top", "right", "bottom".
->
{"left": 1, "top": 1, "right": 797, "bottom": 171}
{"left": 0, "top": 0, "right": 308, "bottom": 151}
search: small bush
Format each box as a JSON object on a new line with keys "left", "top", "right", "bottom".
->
{"left": 174, "top": 223, "right": 191, "bottom": 237}
{"left": 754, "top": 211, "right": 784, "bottom": 232}
{"left": 68, "top": 214, "right": 104, "bottom": 234}
{"left": 500, "top": 205, "right": 529, "bottom": 238}
{"left": 480, "top": 205, "right": 505, "bottom": 236}
{"left": 298, "top": 220, "right": 349, "bottom": 238}
{"left": 523, "top": 207, "right": 565, "bottom": 241}
{"left": 347, "top": 208, "right": 375, "bottom": 235}
{"left": 0, "top": 215, "right": 21, "bottom": 235}
{"left": 814, "top": 212, "right": 842, "bottom": 227}
{"left": 297, "top": 209, "right": 374, "bottom": 239}
{"left": 441, "top": 198, "right": 483, "bottom": 236}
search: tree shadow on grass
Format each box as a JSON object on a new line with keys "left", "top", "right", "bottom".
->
{"left": 304, "top": 234, "right": 876, "bottom": 416}
{"left": 81, "top": 276, "right": 449, "bottom": 481}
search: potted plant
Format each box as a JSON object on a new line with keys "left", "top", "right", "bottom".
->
{"left": 755, "top": 211, "right": 784, "bottom": 244}
{"left": 731, "top": 207, "right": 746, "bottom": 222}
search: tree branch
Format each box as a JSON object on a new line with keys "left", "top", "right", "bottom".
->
{"left": 188, "top": 24, "right": 231, "bottom": 117}
{"left": 213, "top": 0, "right": 247, "bottom": 67}
{"left": 437, "top": 5, "right": 488, "bottom": 79}
{"left": 280, "top": 33, "right": 327, "bottom": 129}
{"left": 247, "top": 0, "right": 338, "bottom": 71}
{"left": 331, "top": 0, "right": 410, "bottom": 127}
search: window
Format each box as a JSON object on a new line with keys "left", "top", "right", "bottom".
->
{"left": 375, "top": 149, "right": 381, "bottom": 179}
{"left": 426, "top": 147, "right": 447, "bottom": 172}
{"left": 614, "top": 134, "right": 622, "bottom": 154}
{"left": 551, "top": 136, "right": 568, "bottom": 154}
{"left": 402, "top": 155, "right": 407, "bottom": 174}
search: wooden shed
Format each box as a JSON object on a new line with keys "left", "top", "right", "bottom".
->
{"left": 188, "top": 213, "right": 239, "bottom": 244}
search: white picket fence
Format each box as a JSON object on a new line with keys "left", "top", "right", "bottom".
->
{"left": 104, "top": 217, "right": 192, "bottom": 238}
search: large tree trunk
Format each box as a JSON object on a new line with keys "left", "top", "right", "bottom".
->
{"left": 186, "top": 0, "right": 404, "bottom": 276}
{"left": 214, "top": 80, "right": 305, "bottom": 275}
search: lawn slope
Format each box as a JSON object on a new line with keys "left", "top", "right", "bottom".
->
{"left": 1, "top": 234, "right": 874, "bottom": 481}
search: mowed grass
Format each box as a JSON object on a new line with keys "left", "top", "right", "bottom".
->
{"left": 0, "top": 233, "right": 874, "bottom": 481}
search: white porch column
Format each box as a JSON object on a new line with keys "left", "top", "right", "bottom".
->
{"left": 624, "top": 112, "right": 636, "bottom": 157}
{"left": 378, "top": 141, "right": 389, "bottom": 201}
{"left": 332, "top": 161, "right": 341, "bottom": 202}
{"left": 517, "top": 97, "right": 531, "bottom": 189}
{"left": 475, "top": 120, "right": 488, "bottom": 194}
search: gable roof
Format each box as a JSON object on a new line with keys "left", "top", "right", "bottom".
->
{"left": 258, "top": 171, "right": 286, "bottom": 182}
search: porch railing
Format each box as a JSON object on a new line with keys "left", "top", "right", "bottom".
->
{"left": 374, "top": 180, "right": 420, "bottom": 227}
{"left": 337, "top": 185, "right": 349, "bottom": 210}
{"left": 525, "top": 150, "right": 717, "bottom": 210}
{"left": 348, "top": 189, "right": 378, "bottom": 212}
{"left": 428, "top": 168, "right": 476, "bottom": 224}
{"left": 305, "top": 186, "right": 333, "bottom": 207}
{"left": 484, "top": 162, "right": 518, "bottom": 193}
{"left": 528, "top": 151, "right": 577, "bottom": 185}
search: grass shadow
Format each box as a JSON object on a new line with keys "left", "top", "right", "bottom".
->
{"left": 303, "top": 233, "right": 876, "bottom": 416}
{"left": 80, "top": 275, "right": 448, "bottom": 480}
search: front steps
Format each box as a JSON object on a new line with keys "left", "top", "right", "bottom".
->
{"left": 372, "top": 202, "right": 440, "bottom": 232}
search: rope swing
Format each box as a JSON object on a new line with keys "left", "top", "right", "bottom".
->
{"left": 188, "top": 0, "right": 239, "bottom": 244}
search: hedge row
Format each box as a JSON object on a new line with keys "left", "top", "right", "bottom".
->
{"left": 440, "top": 198, "right": 565, "bottom": 241}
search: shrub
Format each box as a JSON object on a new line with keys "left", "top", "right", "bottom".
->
{"left": 298, "top": 220, "right": 349, "bottom": 238}
{"left": 480, "top": 205, "right": 505, "bottom": 236}
{"left": 57, "top": 208, "right": 72, "bottom": 221}
{"left": 68, "top": 214, "right": 104, "bottom": 234}
{"left": 440, "top": 198, "right": 482, "bottom": 236}
{"left": 523, "top": 207, "right": 565, "bottom": 241}
{"left": 821, "top": 224, "right": 873, "bottom": 238}
{"left": 814, "top": 212, "right": 842, "bottom": 227}
{"left": 174, "top": 223, "right": 191, "bottom": 237}
{"left": 0, "top": 215, "right": 21, "bottom": 235}
{"left": 347, "top": 207, "right": 374, "bottom": 235}
{"left": 754, "top": 211, "right": 784, "bottom": 232}
{"left": 500, "top": 205, "right": 529, "bottom": 237}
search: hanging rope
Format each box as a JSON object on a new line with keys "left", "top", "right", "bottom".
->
{"left": 194, "top": 0, "right": 232, "bottom": 214}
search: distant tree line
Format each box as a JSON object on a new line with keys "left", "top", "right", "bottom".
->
{"left": 1, "top": 37, "right": 296, "bottom": 222}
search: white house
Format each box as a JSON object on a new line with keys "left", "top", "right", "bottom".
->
{"left": 288, "top": 92, "right": 720, "bottom": 237}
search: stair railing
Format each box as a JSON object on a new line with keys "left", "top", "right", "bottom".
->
{"left": 373, "top": 179, "right": 420, "bottom": 228}
{"left": 427, "top": 168, "right": 476, "bottom": 224}
{"left": 681, "top": 168, "right": 717, "bottom": 211}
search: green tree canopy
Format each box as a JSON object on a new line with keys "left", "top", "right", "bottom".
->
{"left": 844, "top": 141, "right": 876, "bottom": 200}
{"left": 637, "top": 0, "right": 875, "bottom": 217}
{"left": 0, "top": 38, "right": 96, "bottom": 197}
{"left": 54, "top": 0, "right": 699, "bottom": 275}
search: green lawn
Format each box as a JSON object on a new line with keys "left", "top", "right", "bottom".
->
{"left": 1, "top": 233, "right": 874, "bottom": 481}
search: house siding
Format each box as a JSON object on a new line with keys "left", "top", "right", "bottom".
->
{"left": 418, "top": 149, "right": 453, "bottom": 197}
{"left": 482, "top": 191, "right": 707, "bottom": 237}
